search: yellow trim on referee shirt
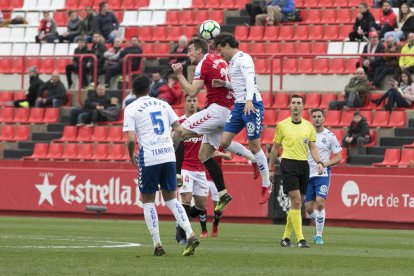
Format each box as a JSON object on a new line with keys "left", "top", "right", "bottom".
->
{"left": 273, "top": 117, "right": 316, "bottom": 161}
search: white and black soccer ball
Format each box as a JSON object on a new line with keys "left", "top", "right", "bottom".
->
{"left": 198, "top": 20, "right": 221, "bottom": 40}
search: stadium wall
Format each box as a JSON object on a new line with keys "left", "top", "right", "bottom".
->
{"left": 1, "top": 161, "right": 414, "bottom": 228}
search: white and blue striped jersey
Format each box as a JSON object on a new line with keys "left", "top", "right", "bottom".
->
{"left": 228, "top": 51, "right": 262, "bottom": 104}
{"left": 308, "top": 128, "right": 342, "bottom": 177}
{"left": 123, "top": 96, "right": 178, "bottom": 167}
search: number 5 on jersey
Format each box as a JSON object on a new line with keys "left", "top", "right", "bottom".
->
{"left": 150, "top": 111, "right": 165, "bottom": 135}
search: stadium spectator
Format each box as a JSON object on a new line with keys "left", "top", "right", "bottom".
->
{"left": 170, "top": 35, "right": 189, "bottom": 65}
{"left": 74, "top": 6, "right": 96, "bottom": 43}
{"left": 255, "top": 0, "right": 295, "bottom": 26}
{"left": 88, "top": 33, "right": 107, "bottom": 84}
{"left": 94, "top": 1, "right": 119, "bottom": 43}
{"left": 35, "top": 72, "right": 67, "bottom": 108}
{"left": 373, "top": 1, "right": 397, "bottom": 39}
{"left": 149, "top": 72, "right": 166, "bottom": 98}
{"left": 104, "top": 36, "right": 142, "bottom": 86}
{"left": 35, "top": 11, "right": 58, "bottom": 43}
{"left": 349, "top": 2, "right": 376, "bottom": 41}
{"left": 88, "top": 96, "right": 121, "bottom": 126}
{"left": 59, "top": 10, "right": 81, "bottom": 43}
{"left": 245, "top": 1, "right": 267, "bottom": 26}
{"left": 342, "top": 111, "right": 371, "bottom": 155}
{"left": 0, "top": 15, "right": 28, "bottom": 27}
{"left": 102, "top": 37, "right": 123, "bottom": 86}
{"left": 123, "top": 90, "right": 136, "bottom": 107}
{"left": 14, "top": 67, "right": 44, "bottom": 108}
{"left": 373, "top": 36, "right": 401, "bottom": 88}
{"left": 371, "top": 71, "right": 414, "bottom": 111}
{"left": 69, "top": 84, "right": 110, "bottom": 126}
{"left": 157, "top": 74, "right": 182, "bottom": 105}
{"left": 329, "top": 68, "right": 371, "bottom": 110}
{"left": 396, "top": 32, "right": 414, "bottom": 78}
{"left": 358, "top": 31, "right": 385, "bottom": 83}
{"left": 384, "top": 3, "right": 413, "bottom": 43}
{"left": 66, "top": 37, "right": 91, "bottom": 89}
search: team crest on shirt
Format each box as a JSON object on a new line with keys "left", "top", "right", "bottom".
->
{"left": 322, "top": 138, "right": 327, "bottom": 144}
{"left": 246, "top": 122, "right": 255, "bottom": 135}
{"left": 303, "top": 138, "right": 309, "bottom": 144}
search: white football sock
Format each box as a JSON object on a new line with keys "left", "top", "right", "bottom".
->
{"left": 227, "top": 141, "right": 256, "bottom": 162}
{"left": 165, "top": 199, "right": 193, "bottom": 239}
{"left": 315, "top": 209, "right": 326, "bottom": 237}
{"left": 307, "top": 210, "right": 316, "bottom": 223}
{"left": 254, "top": 150, "right": 271, "bottom": 187}
{"left": 143, "top": 202, "right": 161, "bottom": 248}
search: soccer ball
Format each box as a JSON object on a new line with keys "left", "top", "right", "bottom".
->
{"left": 198, "top": 20, "right": 221, "bottom": 40}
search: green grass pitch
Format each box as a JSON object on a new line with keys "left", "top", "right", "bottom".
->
{"left": 0, "top": 216, "right": 413, "bottom": 275}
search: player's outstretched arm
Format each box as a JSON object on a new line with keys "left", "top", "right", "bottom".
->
{"left": 171, "top": 63, "right": 204, "bottom": 97}
{"left": 309, "top": 141, "right": 324, "bottom": 174}
{"left": 171, "top": 120, "right": 183, "bottom": 150}
{"left": 126, "top": 131, "right": 137, "bottom": 167}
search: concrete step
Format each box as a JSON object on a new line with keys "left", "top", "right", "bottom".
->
{"left": 32, "top": 132, "right": 62, "bottom": 141}
{"left": 3, "top": 149, "right": 33, "bottom": 159}
{"left": 18, "top": 141, "right": 43, "bottom": 150}
{"left": 221, "top": 25, "right": 235, "bottom": 34}
{"left": 394, "top": 128, "right": 414, "bottom": 137}
{"left": 380, "top": 136, "right": 414, "bottom": 147}
{"left": 226, "top": 16, "right": 250, "bottom": 26}
{"left": 366, "top": 146, "right": 389, "bottom": 155}
{"left": 348, "top": 155, "right": 384, "bottom": 165}
{"left": 409, "top": 119, "right": 414, "bottom": 128}
{"left": 47, "top": 123, "right": 67, "bottom": 132}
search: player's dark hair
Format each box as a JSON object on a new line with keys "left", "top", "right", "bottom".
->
{"left": 214, "top": 33, "right": 239, "bottom": 49}
{"left": 311, "top": 108, "right": 325, "bottom": 116}
{"left": 132, "top": 75, "right": 151, "bottom": 97}
{"left": 184, "top": 94, "right": 197, "bottom": 100}
{"left": 189, "top": 38, "right": 208, "bottom": 54}
{"left": 291, "top": 94, "right": 305, "bottom": 104}
{"left": 359, "top": 2, "right": 368, "bottom": 8}
{"left": 99, "top": 1, "right": 107, "bottom": 10}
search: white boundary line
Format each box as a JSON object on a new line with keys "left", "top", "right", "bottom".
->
{"left": 0, "top": 234, "right": 141, "bottom": 249}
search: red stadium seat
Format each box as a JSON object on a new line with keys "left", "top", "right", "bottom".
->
{"left": 192, "top": 0, "right": 206, "bottom": 8}
{"left": 336, "top": 9, "right": 352, "bottom": 23}
{"left": 320, "top": 9, "right": 336, "bottom": 24}
{"left": 313, "top": 59, "right": 329, "bottom": 74}
{"left": 371, "top": 111, "right": 389, "bottom": 127}
{"left": 304, "top": 93, "right": 321, "bottom": 108}
{"left": 276, "top": 109, "right": 291, "bottom": 123}
{"left": 180, "top": 10, "right": 195, "bottom": 25}
{"left": 0, "top": 0, "right": 9, "bottom": 9}
{"left": 43, "top": 108, "right": 59, "bottom": 123}
{"left": 112, "top": 11, "right": 123, "bottom": 23}
{"left": 329, "top": 128, "right": 344, "bottom": 141}
{"left": 107, "top": 144, "right": 125, "bottom": 160}
{"left": 0, "top": 107, "right": 14, "bottom": 123}
{"left": 261, "top": 128, "right": 275, "bottom": 145}
{"left": 39, "top": 59, "right": 55, "bottom": 74}
{"left": 365, "top": 129, "right": 376, "bottom": 147}
{"left": 263, "top": 110, "right": 277, "bottom": 126}
{"left": 318, "top": 0, "right": 333, "bottom": 7}
{"left": 165, "top": 10, "right": 179, "bottom": 25}
{"left": 166, "top": 26, "right": 182, "bottom": 42}
{"left": 210, "top": 10, "right": 224, "bottom": 24}
{"left": 56, "top": 59, "right": 71, "bottom": 74}
{"left": 329, "top": 59, "right": 346, "bottom": 74}
{"left": 263, "top": 26, "right": 279, "bottom": 41}
{"left": 13, "top": 91, "right": 26, "bottom": 101}
{"left": 78, "top": 0, "right": 93, "bottom": 9}
{"left": 323, "top": 25, "right": 340, "bottom": 40}
{"left": 14, "top": 125, "right": 29, "bottom": 141}
{"left": 271, "top": 59, "right": 281, "bottom": 74}
{"left": 54, "top": 11, "right": 67, "bottom": 27}
{"left": 92, "top": 126, "right": 108, "bottom": 142}
{"left": 296, "top": 42, "right": 311, "bottom": 54}
{"left": 233, "top": 0, "right": 250, "bottom": 8}
{"left": 182, "top": 26, "right": 197, "bottom": 40}
{"left": 0, "top": 59, "right": 12, "bottom": 74}
{"left": 65, "top": 0, "right": 79, "bottom": 9}
{"left": 106, "top": 126, "right": 123, "bottom": 142}
{"left": 298, "top": 59, "right": 314, "bottom": 74}
{"left": 11, "top": 58, "right": 24, "bottom": 74}
{"left": 107, "top": 0, "right": 121, "bottom": 9}
{"left": 24, "top": 143, "right": 49, "bottom": 160}
{"left": 294, "top": 25, "right": 309, "bottom": 40}
{"left": 324, "top": 110, "right": 341, "bottom": 126}
{"left": 278, "top": 25, "right": 294, "bottom": 40}
{"left": 373, "top": 149, "right": 401, "bottom": 167}
{"left": 136, "top": 27, "right": 152, "bottom": 41}
{"left": 306, "top": 25, "right": 323, "bottom": 40}
{"left": 389, "top": 111, "right": 406, "bottom": 127}
{"left": 194, "top": 10, "right": 210, "bottom": 25}
{"left": 0, "top": 125, "right": 14, "bottom": 141}
{"left": 283, "top": 59, "right": 298, "bottom": 74}
{"left": 141, "top": 44, "right": 155, "bottom": 55}
{"left": 254, "top": 59, "right": 269, "bottom": 74}
{"left": 235, "top": 26, "right": 249, "bottom": 41}
{"left": 248, "top": 26, "right": 264, "bottom": 41}
{"left": 14, "top": 108, "right": 29, "bottom": 123}
{"left": 266, "top": 43, "right": 280, "bottom": 53}
{"left": 338, "top": 110, "right": 355, "bottom": 127}
{"left": 306, "top": 9, "right": 322, "bottom": 23}
{"left": 359, "top": 110, "right": 373, "bottom": 124}
{"left": 54, "top": 126, "right": 77, "bottom": 142}
{"left": 260, "top": 93, "right": 273, "bottom": 108}
{"left": 344, "top": 58, "right": 359, "bottom": 74}
{"left": 122, "top": 0, "right": 142, "bottom": 9}
{"left": 339, "top": 25, "right": 354, "bottom": 40}
{"left": 0, "top": 92, "right": 13, "bottom": 103}
{"left": 251, "top": 43, "right": 266, "bottom": 54}
{"left": 26, "top": 59, "right": 42, "bottom": 72}
{"left": 336, "top": 0, "right": 349, "bottom": 6}
{"left": 308, "top": 0, "right": 319, "bottom": 7}
{"left": 271, "top": 93, "right": 290, "bottom": 109}
{"left": 280, "top": 42, "right": 296, "bottom": 54}
{"left": 77, "top": 127, "right": 93, "bottom": 142}
{"left": 92, "top": 143, "right": 109, "bottom": 160}
{"left": 28, "top": 108, "right": 45, "bottom": 123}
{"left": 46, "top": 143, "right": 63, "bottom": 159}
{"left": 397, "top": 149, "right": 414, "bottom": 167}
{"left": 78, "top": 143, "right": 94, "bottom": 160}
{"left": 156, "top": 44, "right": 170, "bottom": 54}
{"left": 295, "top": 0, "right": 305, "bottom": 7}
{"left": 312, "top": 42, "right": 327, "bottom": 54}
{"left": 61, "top": 143, "right": 79, "bottom": 160}
{"left": 220, "top": 0, "right": 236, "bottom": 8}
{"left": 238, "top": 42, "right": 250, "bottom": 53}
{"left": 208, "top": 0, "right": 221, "bottom": 8}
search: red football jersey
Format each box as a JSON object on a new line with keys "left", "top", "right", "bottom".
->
{"left": 179, "top": 115, "right": 204, "bottom": 172}
{"left": 194, "top": 54, "right": 234, "bottom": 109}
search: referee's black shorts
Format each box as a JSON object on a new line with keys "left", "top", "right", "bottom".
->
{"left": 280, "top": 158, "right": 310, "bottom": 195}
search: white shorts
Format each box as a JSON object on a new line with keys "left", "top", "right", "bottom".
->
{"left": 178, "top": 169, "right": 209, "bottom": 197}
{"left": 182, "top": 103, "right": 231, "bottom": 149}
{"left": 208, "top": 180, "right": 219, "bottom": 202}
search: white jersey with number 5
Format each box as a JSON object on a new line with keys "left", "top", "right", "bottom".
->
{"left": 307, "top": 128, "right": 342, "bottom": 177}
{"left": 228, "top": 51, "right": 262, "bottom": 103}
{"left": 123, "top": 96, "right": 178, "bottom": 167}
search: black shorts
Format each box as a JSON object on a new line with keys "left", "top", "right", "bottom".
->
{"left": 280, "top": 158, "right": 310, "bottom": 195}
